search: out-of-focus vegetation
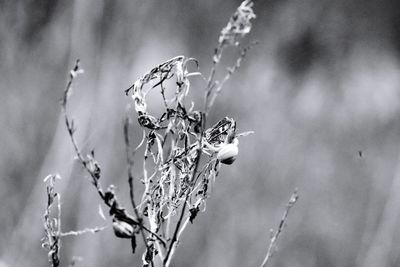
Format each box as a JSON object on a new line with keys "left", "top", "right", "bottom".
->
{"left": 2, "top": 0, "right": 400, "bottom": 266}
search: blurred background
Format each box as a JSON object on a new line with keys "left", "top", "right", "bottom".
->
{"left": 2, "top": 0, "right": 400, "bottom": 266}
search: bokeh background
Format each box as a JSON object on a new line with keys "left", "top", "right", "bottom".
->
{"left": 2, "top": 0, "right": 400, "bottom": 266}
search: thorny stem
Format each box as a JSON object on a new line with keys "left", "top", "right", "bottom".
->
{"left": 61, "top": 60, "right": 165, "bottom": 247}
{"left": 260, "top": 190, "right": 299, "bottom": 267}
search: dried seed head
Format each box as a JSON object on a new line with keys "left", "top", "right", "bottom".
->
{"left": 219, "top": 0, "right": 256, "bottom": 47}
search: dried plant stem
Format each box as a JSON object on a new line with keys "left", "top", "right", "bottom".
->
{"left": 206, "top": 41, "right": 258, "bottom": 114}
{"left": 204, "top": 43, "right": 223, "bottom": 111}
{"left": 163, "top": 120, "right": 205, "bottom": 267}
{"left": 163, "top": 193, "right": 189, "bottom": 267}
{"left": 124, "top": 117, "right": 156, "bottom": 264}
{"left": 42, "top": 174, "right": 107, "bottom": 267}
{"left": 172, "top": 199, "right": 204, "bottom": 253}
{"left": 260, "top": 190, "right": 299, "bottom": 267}
{"left": 42, "top": 174, "right": 62, "bottom": 267}
{"left": 61, "top": 60, "right": 165, "bottom": 246}
{"left": 50, "top": 193, "right": 61, "bottom": 267}
{"left": 165, "top": 166, "right": 177, "bottom": 240}
{"left": 51, "top": 2, "right": 258, "bottom": 266}
{"left": 61, "top": 60, "right": 103, "bottom": 196}
{"left": 60, "top": 227, "right": 106, "bottom": 237}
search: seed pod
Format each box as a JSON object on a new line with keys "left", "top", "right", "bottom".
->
{"left": 217, "top": 142, "right": 239, "bottom": 165}
{"left": 113, "top": 219, "right": 134, "bottom": 238}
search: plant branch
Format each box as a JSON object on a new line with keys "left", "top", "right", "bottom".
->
{"left": 163, "top": 114, "right": 206, "bottom": 267}
{"left": 206, "top": 41, "right": 258, "bottom": 114}
{"left": 260, "top": 189, "right": 299, "bottom": 267}
{"left": 61, "top": 60, "right": 165, "bottom": 247}
{"left": 41, "top": 174, "right": 62, "bottom": 267}
{"left": 60, "top": 226, "right": 106, "bottom": 237}
{"left": 124, "top": 116, "right": 158, "bottom": 265}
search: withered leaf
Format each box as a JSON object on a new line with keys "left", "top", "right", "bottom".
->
{"left": 189, "top": 206, "right": 200, "bottom": 224}
{"left": 131, "top": 235, "right": 137, "bottom": 254}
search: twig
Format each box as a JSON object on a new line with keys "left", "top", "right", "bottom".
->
{"left": 61, "top": 60, "right": 165, "bottom": 247}
{"left": 204, "top": 0, "right": 256, "bottom": 114}
{"left": 163, "top": 193, "right": 189, "bottom": 267}
{"left": 163, "top": 114, "right": 206, "bottom": 267}
{"left": 260, "top": 189, "right": 299, "bottom": 267}
{"left": 124, "top": 116, "right": 158, "bottom": 266}
{"left": 60, "top": 60, "right": 102, "bottom": 194}
{"left": 60, "top": 226, "right": 107, "bottom": 237}
{"left": 206, "top": 41, "right": 258, "bottom": 114}
{"left": 204, "top": 42, "right": 223, "bottom": 111}
{"left": 41, "top": 174, "right": 62, "bottom": 267}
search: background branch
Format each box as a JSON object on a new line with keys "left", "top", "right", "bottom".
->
{"left": 260, "top": 189, "right": 299, "bottom": 267}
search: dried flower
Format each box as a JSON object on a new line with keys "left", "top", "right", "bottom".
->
{"left": 213, "top": 0, "right": 256, "bottom": 63}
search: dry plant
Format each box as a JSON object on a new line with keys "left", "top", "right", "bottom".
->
{"left": 260, "top": 190, "right": 299, "bottom": 267}
{"left": 41, "top": 174, "right": 62, "bottom": 267}
{"left": 41, "top": 1, "right": 299, "bottom": 266}
{"left": 41, "top": 174, "right": 105, "bottom": 267}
